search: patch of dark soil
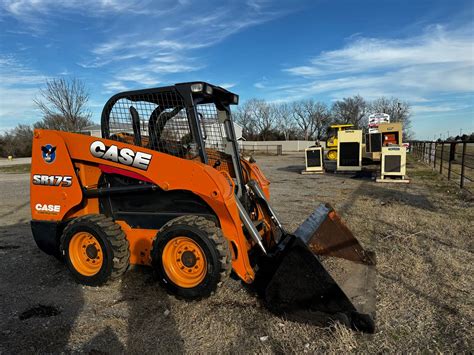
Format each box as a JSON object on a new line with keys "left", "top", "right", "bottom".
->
{"left": 0, "top": 245, "right": 20, "bottom": 250}
{"left": 19, "top": 304, "right": 61, "bottom": 320}
{"left": 351, "top": 171, "right": 376, "bottom": 179}
{"left": 277, "top": 165, "right": 306, "bottom": 173}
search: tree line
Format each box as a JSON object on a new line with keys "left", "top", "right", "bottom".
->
{"left": 233, "top": 95, "right": 413, "bottom": 141}
{"left": 1, "top": 77, "right": 417, "bottom": 158}
{"left": 0, "top": 78, "right": 93, "bottom": 157}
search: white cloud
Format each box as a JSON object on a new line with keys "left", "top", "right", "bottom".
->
{"left": 1, "top": 0, "right": 166, "bottom": 20}
{"left": 86, "top": 4, "right": 284, "bottom": 91}
{"left": 282, "top": 24, "right": 474, "bottom": 101}
{"left": 103, "top": 81, "right": 130, "bottom": 93}
{"left": 218, "top": 83, "right": 237, "bottom": 89}
{"left": 412, "top": 103, "right": 472, "bottom": 114}
{"left": 1, "top": 1, "right": 288, "bottom": 94}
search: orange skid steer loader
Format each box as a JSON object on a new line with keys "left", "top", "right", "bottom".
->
{"left": 30, "top": 82, "right": 376, "bottom": 332}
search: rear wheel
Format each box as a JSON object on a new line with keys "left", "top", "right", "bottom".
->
{"left": 151, "top": 215, "right": 231, "bottom": 300}
{"left": 60, "top": 215, "right": 130, "bottom": 286}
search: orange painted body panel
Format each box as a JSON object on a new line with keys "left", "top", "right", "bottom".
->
{"left": 30, "top": 129, "right": 256, "bottom": 283}
{"left": 30, "top": 130, "right": 83, "bottom": 221}
{"left": 115, "top": 221, "right": 157, "bottom": 265}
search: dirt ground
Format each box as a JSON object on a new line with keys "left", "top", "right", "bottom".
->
{"left": 0, "top": 154, "right": 472, "bottom": 353}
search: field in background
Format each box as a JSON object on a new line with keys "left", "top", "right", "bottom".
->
{"left": 0, "top": 154, "right": 472, "bottom": 353}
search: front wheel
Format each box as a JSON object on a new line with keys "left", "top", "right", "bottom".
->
{"left": 151, "top": 215, "right": 231, "bottom": 300}
{"left": 327, "top": 149, "right": 338, "bottom": 160}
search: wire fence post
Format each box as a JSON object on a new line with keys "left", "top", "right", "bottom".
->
{"left": 448, "top": 143, "right": 453, "bottom": 180}
{"left": 439, "top": 143, "right": 444, "bottom": 174}
{"left": 429, "top": 142, "right": 432, "bottom": 166}
{"left": 460, "top": 142, "right": 466, "bottom": 189}
{"left": 434, "top": 143, "right": 437, "bottom": 169}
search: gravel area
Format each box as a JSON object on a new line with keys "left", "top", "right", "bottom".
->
{"left": 0, "top": 154, "right": 472, "bottom": 353}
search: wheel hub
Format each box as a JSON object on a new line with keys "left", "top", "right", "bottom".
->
{"left": 85, "top": 244, "right": 99, "bottom": 259}
{"left": 181, "top": 250, "right": 197, "bottom": 267}
{"left": 68, "top": 232, "right": 103, "bottom": 276}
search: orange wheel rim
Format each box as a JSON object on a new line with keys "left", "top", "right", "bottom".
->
{"left": 328, "top": 150, "right": 337, "bottom": 160}
{"left": 69, "top": 232, "right": 103, "bottom": 276}
{"left": 162, "top": 237, "right": 207, "bottom": 288}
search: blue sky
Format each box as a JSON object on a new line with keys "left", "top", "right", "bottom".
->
{"left": 0, "top": 0, "right": 473, "bottom": 139}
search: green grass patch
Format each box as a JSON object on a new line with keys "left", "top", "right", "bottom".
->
{"left": 409, "top": 169, "right": 440, "bottom": 179}
{"left": 0, "top": 164, "right": 31, "bottom": 174}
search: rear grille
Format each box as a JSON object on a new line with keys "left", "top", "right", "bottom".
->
{"left": 306, "top": 149, "right": 322, "bottom": 167}
{"left": 384, "top": 155, "right": 401, "bottom": 172}
{"left": 339, "top": 143, "right": 360, "bottom": 166}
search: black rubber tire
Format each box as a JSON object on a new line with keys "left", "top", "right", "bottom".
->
{"left": 60, "top": 214, "right": 130, "bottom": 286}
{"left": 151, "top": 215, "right": 231, "bottom": 300}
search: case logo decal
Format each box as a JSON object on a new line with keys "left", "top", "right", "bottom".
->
{"left": 41, "top": 145, "right": 56, "bottom": 163}
{"left": 90, "top": 141, "right": 152, "bottom": 170}
{"left": 35, "top": 203, "right": 61, "bottom": 214}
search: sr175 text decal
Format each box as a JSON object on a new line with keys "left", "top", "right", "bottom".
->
{"left": 32, "top": 174, "right": 72, "bottom": 187}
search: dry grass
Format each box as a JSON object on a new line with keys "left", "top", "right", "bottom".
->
{"left": 0, "top": 155, "right": 472, "bottom": 353}
{"left": 0, "top": 163, "right": 31, "bottom": 173}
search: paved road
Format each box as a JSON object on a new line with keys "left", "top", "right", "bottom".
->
{"left": 0, "top": 157, "right": 31, "bottom": 167}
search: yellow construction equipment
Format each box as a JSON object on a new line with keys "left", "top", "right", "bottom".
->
{"left": 326, "top": 124, "right": 354, "bottom": 160}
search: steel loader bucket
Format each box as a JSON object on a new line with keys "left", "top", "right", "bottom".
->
{"left": 264, "top": 204, "right": 376, "bottom": 333}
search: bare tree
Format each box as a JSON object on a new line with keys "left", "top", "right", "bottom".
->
{"left": 273, "top": 103, "right": 296, "bottom": 140}
{"left": 331, "top": 95, "right": 367, "bottom": 128}
{"left": 292, "top": 99, "right": 330, "bottom": 140}
{"left": 34, "top": 78, "right": 93, "bottom": 132}
{"left": 249, "top": 99, "right": 276, "bottom": 141}
{"left": 0, "top": 124, "right": 33, "bottom": 157}
{"left": 292, "top": 100, "right": 314, "bottom": 140}
{"left": 307, "top": 100, "right": 331, "bottom": 140}
{"left": 369, "top": 97, "right": 413, "bottom": 138}
{"left": 233, "top": 100, "right": 257, "bottom": 139}
{"left": 0, "top": 131, "right": 16, "bottom": 157}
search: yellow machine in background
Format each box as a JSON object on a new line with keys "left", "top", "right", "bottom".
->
{"left": 326, "top": 124, "right": 354, "bottom": 160}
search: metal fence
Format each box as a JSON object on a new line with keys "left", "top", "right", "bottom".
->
{"left": 239, "top": 144, "right": 283, "bottom": 156}
{"left": 410, "top": 140, "right": 474, "bottom": 193}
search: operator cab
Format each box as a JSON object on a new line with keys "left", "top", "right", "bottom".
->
{"left": 101, "top": 82, "right": 244, "bottom": 194}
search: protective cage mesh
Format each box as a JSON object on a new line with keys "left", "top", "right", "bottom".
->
{"left": 104, "top": 90, "right": 228, "bottom": 162}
